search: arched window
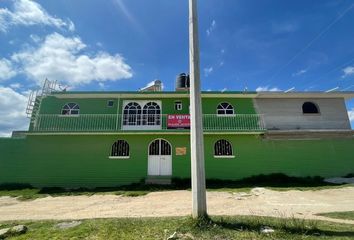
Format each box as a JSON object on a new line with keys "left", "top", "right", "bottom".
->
{"left": 61, "top": 103, "right": 80, "bottom": 115}
{"left": 217, "top": 102, "right": 234, "bottom": 115}
{"left": 214, "top": 139, "right": 233, "bottom": 157}
{"left": 149, "top": 139, "right": 160, "bottom": 155}
{"left": 149, "top": 139, "right": 171, "bottom": 155}
{"left": 123, "top": 102, "right": 142, "bottom": 125}
{"left": 302, "top": 102, "right": 319, "bottom": 114}
{"left": 143, "top": 102, "right": 161, "bottom": 125}
{"left": 111, "top": 140, "right": 129, "bottom": 157}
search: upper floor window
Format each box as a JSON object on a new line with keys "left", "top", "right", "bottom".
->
{"left": 61, "top": 103, "right": 80, "bottom": 115}
{"left": 123, "top": 102, "right": 142, "bottom": 125}
{"left": 302, "top": 102, "right": 319, "bottom": 114}
{"left": 217, "top": 102, "right": 234, "bottom": 115}
{"left": 122, "top": 100, "right": 162, "bottom": 129}
{"left": 175, "top": 101, "right": 182, "bottom": 111}
{"left": 214, "top": 139, "right": 234, "bottom": 157}
{"left": 143, "top": 102, "right": 161, "bottom": 125}
{"left": 107, "top": 100, "right": 114, "bottom": 107}
{"left": 110, "top": 140, "right": 129, "bottom": 158}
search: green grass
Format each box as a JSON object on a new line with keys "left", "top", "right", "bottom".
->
{"left": 1, "top": 216, "right": 353, "bottom": 239}
{"left": 317, "top": 211, "right": 354, "bottom": 221}
{"left": 0, "top": 189, "right": 43, "bottom": 201}
{"left": 115, "top": 190, "right": 149, "bottom": 197}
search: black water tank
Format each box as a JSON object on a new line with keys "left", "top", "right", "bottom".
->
{"left": 176, "top": 73, "right": 190, "bottom": 89}
{"left": 185, "top": 74, "right": 190, "bottom": 88}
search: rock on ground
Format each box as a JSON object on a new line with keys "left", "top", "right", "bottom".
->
{"left": 260, "top": 226, "right": 275, "bottom": 233}
{"left": 11, "top": 225, "right": 27, "bottom": 234}
{"left": 0, "top": 225, "right": 27, "bottom": 239}
{"left": 0, "top": 228, "right": 10, "bottom": 239}
{"left": 324, "top": 177, "right": 354, "bottom": 184}
{"left": 55, "top": 221, "right": 82, "bottom": 230}
{"left": 167, "top": 231, "right": 178, "bottom": 240}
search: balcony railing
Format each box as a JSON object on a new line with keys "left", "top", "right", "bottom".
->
{"left": 31, "top": 114, "right": 266, "bottom": 132}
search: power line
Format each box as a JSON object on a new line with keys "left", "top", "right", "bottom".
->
{"left": 266, "top": 3, "right": 354, "bottom": 85}
{"left": 302, "top": 53, "right": 354, "bottom": 89}
{"left": 342, "top": 85, "right": 354, "bottom": 91}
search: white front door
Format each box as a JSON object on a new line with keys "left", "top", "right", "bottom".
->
{"left": 148, "top": 139, "right": 172, "bottom": 176}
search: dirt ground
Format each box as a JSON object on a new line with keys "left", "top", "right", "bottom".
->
{"left": 0, "top": 187, "right": 353, "bottom": 224}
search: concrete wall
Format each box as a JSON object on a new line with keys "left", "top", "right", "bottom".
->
{"left": 254, "top": 98, "right": 351, "bottom": 130}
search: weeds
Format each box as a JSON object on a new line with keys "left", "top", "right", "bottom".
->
{"left": 0, "top": 173, "right": 351, "bottom": 201}
{"left": 1, "top": 216, "right": 354, "bottom": 239}
{"left": 317, "top": 211, "right": 354, "bottom": 221}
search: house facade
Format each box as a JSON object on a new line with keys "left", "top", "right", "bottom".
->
{"left": 0, "top": 81, "right": 353, "bottom": 188}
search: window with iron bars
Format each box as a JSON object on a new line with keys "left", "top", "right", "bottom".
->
{"left": 123, "top": 101, "right": 161, "bottom": 126}
{"left": 111, "top": 140, "right": 130, "bottom": 158}
{"left": 214, "top": 139, "right": 233, "bottom": 157}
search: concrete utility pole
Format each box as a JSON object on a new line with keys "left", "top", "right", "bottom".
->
{"left": 189, "top": 0, "right": 207, "bottom": 218}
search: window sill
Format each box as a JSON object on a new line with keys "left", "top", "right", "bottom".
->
{"left": 122, "top": 125, "right": 162, "bottom": 130}
{"left": 302, "top": 113, "right": 321, "bottom": 116}
{"left": 109, "top": 156, "right": 130, "bottom": 159}
{"left": 59, "top": 115, "right": 80, "bottom": 117}
{"left": 216, "top": 114, "right": 235, "bottom": 117}
{"left": 214, "top": 155, "right": 235, "bottom": 159}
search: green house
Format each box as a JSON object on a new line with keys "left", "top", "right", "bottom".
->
{"left": 1, "top": 79, "right": 353, "bottom": 188}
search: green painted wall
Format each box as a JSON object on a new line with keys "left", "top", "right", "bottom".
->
{"left": 0, "top": 135, "right": 353, "bottom": 188}
{"left": 32, "top": 97, "right": 260, "bottom": 132}
{"left": 202, "top": 98, "right": 256, "bottom": 114}
{"left": 39, "top": 96, "right": 119, "bottom": 114}
{"left": 38, "top": 96, "right": 255, "bottom": 115}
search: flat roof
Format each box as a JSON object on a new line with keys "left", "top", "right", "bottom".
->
{"left": 51, "top": 90, "right": 354, "bottom": 99}
{"left": 255, "top": 91, "right": 354, "bottom": 99}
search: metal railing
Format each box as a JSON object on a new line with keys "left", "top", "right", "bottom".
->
{"left": 32, "top": 114, "right": 265, "bottom": 132}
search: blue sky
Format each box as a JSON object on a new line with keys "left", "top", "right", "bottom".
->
{"left": 0, "top": 0, "right": 353, "bottom": 135}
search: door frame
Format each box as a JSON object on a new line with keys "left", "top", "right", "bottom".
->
{"left": 147, "top": 138, "right": 172, "bottom": 176}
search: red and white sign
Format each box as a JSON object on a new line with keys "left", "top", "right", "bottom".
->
{"left": 167, "top": 114, "right": 190, "bottom": 129}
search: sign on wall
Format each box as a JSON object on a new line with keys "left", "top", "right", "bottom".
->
{"left": 167, "top": 114, "right": 190, "bottom": 129}
{"left": 176, "top": 147, "right": 187, "bottom": 156}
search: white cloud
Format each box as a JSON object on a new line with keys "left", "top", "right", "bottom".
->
{"left": 256, "top": 86, "right": 281, "bottom": 92}
{"left": 342, "top": 66, "right": 354, "bottom": 78}
{"left": 0, "top": 58, "right": 17, "bottom": 81}
{"left": 11, "top": 32, "right": 133, "bottom": 86}
{"left": 30, "top": 34, "right": 41, "bottom": 43}
{"left": 348, "top": 109, "right": 354, "bottom": 123}
{"left": 204, "top": 67, "right": 213, "bottom": 77}
{"left": 9, "top": 83, "right": 22, "bottom": 89}
{"left": 206, "top": 20, "right": 216, "bottom": 36}
{"left": 0, "top": 0, "right": 74, "bottom": 32}
{"left": 292, "top": 69, "right": 307, "bottom": 77}
{"left": 0, "top": 86, "right": 28, "bottom": 137}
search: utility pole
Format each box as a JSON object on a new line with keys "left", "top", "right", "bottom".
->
{"left": 189, "top": 0, "right": 207, "bottom": 218}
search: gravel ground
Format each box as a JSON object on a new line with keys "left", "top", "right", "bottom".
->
{"left": 0, "top": 187, "right": 353, "bottom": 224}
